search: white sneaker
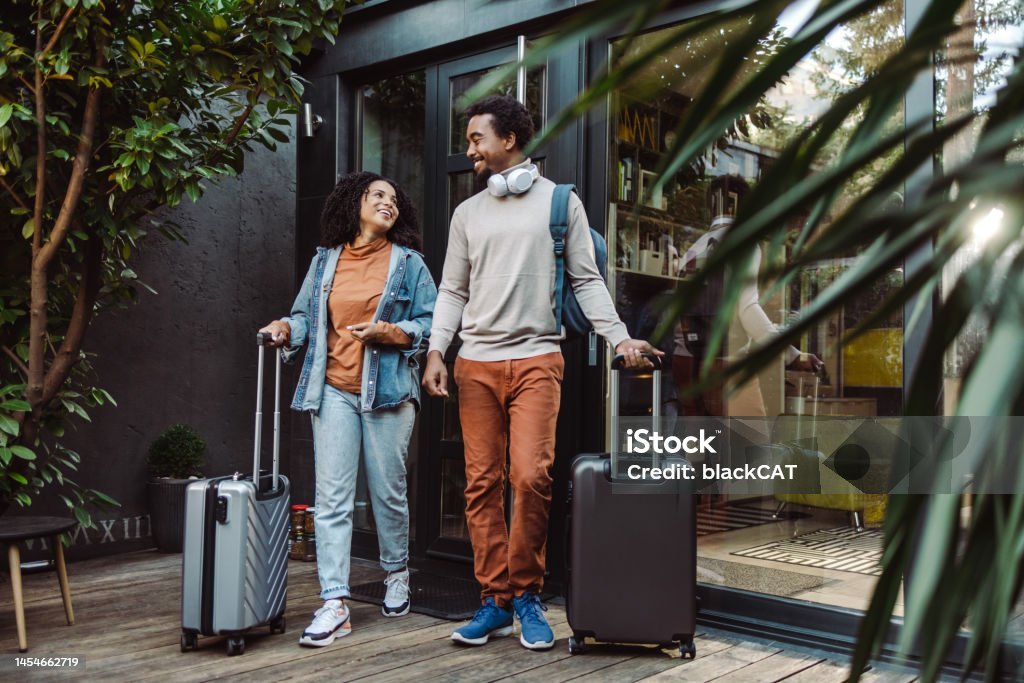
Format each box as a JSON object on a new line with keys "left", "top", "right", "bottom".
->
{"left": 299, "top": 599, "right": 351, "bottom": 647}
{"left": 382, "top": 569, "right": 411, "bottom": 617}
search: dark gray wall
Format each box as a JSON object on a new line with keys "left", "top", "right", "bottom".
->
{"left": 22, "top": 131, "right": 299, "bottom": 562}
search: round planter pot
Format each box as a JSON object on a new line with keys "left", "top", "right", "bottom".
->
{"left": 148, "top": 478, "right": 192, "bottom": 553}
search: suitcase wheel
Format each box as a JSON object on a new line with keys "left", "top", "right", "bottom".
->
{"left": 226, "top": 636, "right": 245, "bottom": 656}
{"left": 568, "top": 636, "right": 586, "bottom": 655}
{"left": 180, "top": 631, "right": 199, "bottom": 653}
{"left": 680, "top": 638, "right": 696, "bottom": 659}
{"left": 270, "top": 615, "right": 286, "bottom": 634}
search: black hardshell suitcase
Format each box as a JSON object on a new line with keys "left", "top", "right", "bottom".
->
{"left": 566, "top": 354, "right": 697, "bottom": 658}
{"left": 180, "top": 333, "right": 291, "bottom": 656}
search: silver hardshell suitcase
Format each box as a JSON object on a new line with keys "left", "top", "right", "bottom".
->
{"left": 180, "top": 333, "right": 290, "bottom": 656}
{"left": 566, "top": 354, "right": 697, "bottom": 658}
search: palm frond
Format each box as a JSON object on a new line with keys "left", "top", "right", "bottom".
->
{"left": 522, "top": 0, "right": 1024, "bottom": 679}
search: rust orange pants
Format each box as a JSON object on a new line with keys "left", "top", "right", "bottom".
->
{"left": 454, "top": 351, "right": 564, "bottom": 606}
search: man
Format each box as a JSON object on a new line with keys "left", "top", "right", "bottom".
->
{"left": 422, "top": 95, "right": 661, "bottom": 651}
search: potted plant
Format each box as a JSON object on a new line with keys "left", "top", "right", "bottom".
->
{"left": 147, "top": 424, "right": 206, "bottom": 553}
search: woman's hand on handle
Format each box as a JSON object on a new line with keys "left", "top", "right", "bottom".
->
{"left": 259, "top": 320, "right": 291, "bottom": 347}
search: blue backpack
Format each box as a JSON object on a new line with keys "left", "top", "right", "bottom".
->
{"left": 549, "top": 184, "right": 608, "bottom": 340}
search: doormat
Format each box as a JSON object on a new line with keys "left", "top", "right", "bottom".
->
{"left": 349, "top": 572, "right": 481, "bottom": 620}
{"left": 697, "top": 557, "right": 830, "bottom": 596}
{"left": 697, "top": 503, "right": 805, "bottom": 537}
{"left": 731, "top": 526, "right": 884, "bottom": 576}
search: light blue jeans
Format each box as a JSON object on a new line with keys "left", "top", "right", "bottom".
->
{"left": 311, "top": 384, "right": 415, "bottom": 600}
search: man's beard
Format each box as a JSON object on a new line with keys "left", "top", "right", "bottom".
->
{"left": 474, "top": 167, "right": 493, "bottom": 193}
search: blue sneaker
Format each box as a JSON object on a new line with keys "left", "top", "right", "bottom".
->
{"left": 451, "top": 597, "right": 514, "bottom": 646}
{"left": 512, "top": 593, "right": 554, "bottom": 650}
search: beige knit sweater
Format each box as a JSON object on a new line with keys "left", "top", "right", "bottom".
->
{"left": 429, "top": 162, "right": 630, "bottom": 361}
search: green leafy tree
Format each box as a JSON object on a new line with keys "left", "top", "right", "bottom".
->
{"left": 0, "top": 0, "right": 353, "bottom": 526}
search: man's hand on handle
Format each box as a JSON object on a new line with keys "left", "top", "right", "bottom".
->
{"left": 614, "top": 339, "right": 665, "bottom": 369}
{"left": 258, "top": 320, "right": 291, "bottom": 347}
{"left": 422, "top": 350, "right": 449, "bottom": 397}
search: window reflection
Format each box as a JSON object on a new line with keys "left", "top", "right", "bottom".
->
{"left": 610, "top": 5, "right": 906, "bottom": 423}
{"left": 938, "top": 1, "right": 1023, "bottom": 415}
{"left": 607, "top": 5, "right": 906, "bottom": 614}
{"left": 937, "top": 0, "right": 1022, "bottom": 644}
{"left": 361, "top": 71, "right": 427, "bottom": 214}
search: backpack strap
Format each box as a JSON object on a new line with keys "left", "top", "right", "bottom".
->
{"left": 549, "top": 184, "right": 576, "bottom": 328}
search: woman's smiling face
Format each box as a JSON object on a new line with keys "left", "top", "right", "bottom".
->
{"left": 360, "top": 180, "right": 400, "bottom": 235}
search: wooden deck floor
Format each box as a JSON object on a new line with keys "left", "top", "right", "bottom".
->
{"left": 0, "top": 550, "right": 921, "bottom": 682}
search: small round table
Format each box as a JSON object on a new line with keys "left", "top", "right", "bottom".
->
{"left": 0, "top": 516, "right": 77, "bottom": 652}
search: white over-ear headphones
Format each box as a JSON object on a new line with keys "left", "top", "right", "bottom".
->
{"left": 487, "top": 164, "right": 539, "bottom": 197}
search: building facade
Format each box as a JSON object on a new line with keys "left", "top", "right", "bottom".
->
{"left": 286, "top": 0, "right": 1019, "bottom": 667}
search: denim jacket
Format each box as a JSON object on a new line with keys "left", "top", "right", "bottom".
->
{"left": 282, "top": 244, "right": 437, "bottom": 414}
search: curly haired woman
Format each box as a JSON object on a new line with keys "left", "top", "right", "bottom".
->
{"left": 260, "top": 172, "right": 436, "bottom": 646}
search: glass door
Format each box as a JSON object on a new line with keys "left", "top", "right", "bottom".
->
{"left": 353, "top": 70, "right": 428, "bottom": 554}
{"left": 601, "top": 7, "right": 907, "bottom": 615}
{"left": 419, "top": 47, "right": 546, "bottom": 561}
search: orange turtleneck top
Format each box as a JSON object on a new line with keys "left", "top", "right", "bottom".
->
{"left": 325, "top": 239, "right": 411, "bottom": 393}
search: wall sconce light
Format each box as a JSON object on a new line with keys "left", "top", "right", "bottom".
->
{"left": 301, "top": 102, "right": 323, "bottom": 138}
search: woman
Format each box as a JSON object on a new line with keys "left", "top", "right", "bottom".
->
{"left": 260, "top": 172, "right": 436, "bottom": 647}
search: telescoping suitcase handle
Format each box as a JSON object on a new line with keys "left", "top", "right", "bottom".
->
{"left": 254, "top": 333, "right": 282, "bottom": 491}
{"left": 609, "top": 353, "right": 662, "bottom": 473}
{"left": 795, "top": 373, "right": 821, "bottom": 442}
